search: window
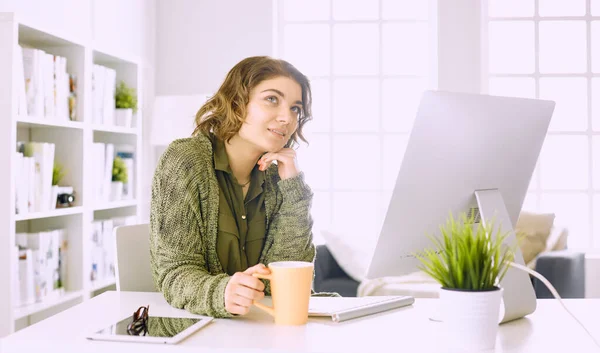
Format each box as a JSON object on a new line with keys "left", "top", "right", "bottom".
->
{"left": 485, "top": 0, "right": 600, "bottom": 249}
{"left": 276, "top": 0, "right": 436, "bottom": 243}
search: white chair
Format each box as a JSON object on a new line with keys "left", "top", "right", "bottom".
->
{"left": 114, "top": 223, "right": 157, "bottom": 292}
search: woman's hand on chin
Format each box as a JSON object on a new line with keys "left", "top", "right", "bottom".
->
{"left": 257, "top": 148, "right": 300, "bottom": 180}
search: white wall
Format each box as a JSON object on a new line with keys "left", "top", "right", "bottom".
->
{"left": 586, "top": 254, "right": 600, "bottom": 298}
{"left": 144, "top": 0, "right": 275, "bottom": 219}
{"left": 436, "top": 0, "right": 482, "bottom": 93}
{"left": 0, "top": 0, "right": 93, "bottom": 40}
{"left": 155, "top": 0, "right": 274, "bottom": 95}
{"left": 92, "top": 0, "right": 154, "bottom": 61}
{"left": 0, "top": 0, "right": 155, "bottom": 62}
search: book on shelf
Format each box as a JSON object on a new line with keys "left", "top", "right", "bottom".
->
{"left": 92, "top": 64, "right": 116, "bottom": 126}
{"left": 92, "top": 143, "right": 136, "bottom": 204}
{"left": 17, "top": 248, "right": 35, "bottom": 307}
{"left": 21, "top": 47, "right": 43, "bottom": 117}
{"left": 15, "top": 46, "right": 27, "bottom": 116}
{"left": 92, "top": 142, "right": 114, "bottom": 204}
{"left": 42, "top": 51, "right": 54, "bottom": 117}
{"left": 15, "top": 142, "right": 56, "bottom": 214}
{"left": 14, "top": 152, "right": 28, "bottom": 215}
{"left": 20, "top": 46, "right": 72, "bottom": 121}
{"left": 15, "top": 229, "right": 67, "bottom": 306}
{"left": 90, "top": 220, "right": 112, "bottom": 282}
{"left": 89, "top": 216, "right": 136, "bottom": 286}
{"left": 11, "top": 246, "right": 26, "bottom": 308}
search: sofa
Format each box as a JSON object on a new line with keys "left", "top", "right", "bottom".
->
{"left": 313, "top": 212, "right": 586, "bottom": 299}
{"left": 314, "top": 244, "right": 586, "bottom": 298}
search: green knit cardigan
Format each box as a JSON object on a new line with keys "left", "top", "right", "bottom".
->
{"left": 150, "top": 134, "right": 317, "bottom": 318}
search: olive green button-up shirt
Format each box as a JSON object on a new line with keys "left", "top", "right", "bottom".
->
{"left": 212, "top": 138, "right": 266, "bottom": 276}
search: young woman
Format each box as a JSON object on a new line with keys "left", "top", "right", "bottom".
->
{"left": 150, "top": 56, "right": 331, "bottom": 318}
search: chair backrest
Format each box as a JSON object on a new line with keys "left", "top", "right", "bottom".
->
{"left": 114, "top": 223, "right": 157, "bottom": 292}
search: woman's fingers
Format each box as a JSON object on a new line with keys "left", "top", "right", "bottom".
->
{"left": 234, "top": 273, "right": 265, "bottom": 292}
{"left": 258, "top": 149, "right": 296, "bottom": 171}
{"left": 243, "top": 263, "right": 270, "bottom": 275}
{"left": 227, "top": 303, "right": 250, "bottom": 316}
{"left": 231, "top": 293, "right": 254, "bottom": 308}
{"left": 235, "top": 283, "right": 265, "bottom": 301}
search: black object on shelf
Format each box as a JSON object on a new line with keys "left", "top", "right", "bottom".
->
{"left": 56, "top": 193, "right": 75, "bottom": 208}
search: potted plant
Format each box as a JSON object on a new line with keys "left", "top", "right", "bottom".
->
{"left": 114, "top": 81, "right": 137, "bottom": 127}
{"left": 51, "top": 163, "right": 66, "bottom": 210}
{"left": 111, "top": 157, "right": 128, "bottom": 201}
{"left": 415, "top": 212, "right": 515, "bottom": 351}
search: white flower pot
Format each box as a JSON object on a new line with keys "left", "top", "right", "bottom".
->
{"left": 114, "top": 108, "right": 133, "bottom": 127}
{"left": 439, "top": 287, "right": 503, "bottom": 351}
{"left": 110, "top": 181, "right": 123, "bottom": 201}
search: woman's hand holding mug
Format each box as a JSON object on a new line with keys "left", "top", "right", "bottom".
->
{"left": 224, "top": 264, "right": 271, "bottom": 315}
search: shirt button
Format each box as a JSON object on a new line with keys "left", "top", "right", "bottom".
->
{"left": 242, "top": 246, "right": 246, "bottom": 251}
{"left": 241, "top": 215, "right": 246, "bottom": 220}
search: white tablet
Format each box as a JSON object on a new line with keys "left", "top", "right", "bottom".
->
{"left": 86, "top": 314, "right": 213, "bottom": 344}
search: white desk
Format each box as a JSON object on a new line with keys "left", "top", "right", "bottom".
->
{"left": 1, "top": 291, "right": 599, "bottom": 353}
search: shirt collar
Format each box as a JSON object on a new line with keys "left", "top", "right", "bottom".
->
{"left": 250, "top": 161, "right": 266, "bottom": 188}
{"left": 212, "top": 136, "right": 265, "bottom": 187}
{"left": 213, "top": 137, "right": 232, "bottom": 173}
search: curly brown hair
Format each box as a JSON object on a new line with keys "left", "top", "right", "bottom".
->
{"left": 193, "top": 56, "right": 312, "bottom": 148}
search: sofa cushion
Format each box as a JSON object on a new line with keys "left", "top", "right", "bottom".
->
{"left": 516, "top": 229, "right": 547, "bottom": 264}
{"left": 515, "top": 211, "right": 555, "bottom": 264}
{"left": 545, "top": 226, "right": 568, "bottom": 252}
{"left": 357, "top": 272, "right": 440, "bottom": 297}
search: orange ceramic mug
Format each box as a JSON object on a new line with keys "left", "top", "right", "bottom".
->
{"left": 252, "top": 261, "right": 314, "bottom": 325}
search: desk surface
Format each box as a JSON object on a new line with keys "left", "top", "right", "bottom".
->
{"left": 1, "top": 291, "right": 599, "bottom": 353}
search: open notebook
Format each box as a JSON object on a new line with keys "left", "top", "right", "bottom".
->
{"left": 308, "top": 295, "right": 414, "bottom": 323}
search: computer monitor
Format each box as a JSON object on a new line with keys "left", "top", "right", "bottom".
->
{"left": 366, "top": 90, "right": 555, "bottom": 323}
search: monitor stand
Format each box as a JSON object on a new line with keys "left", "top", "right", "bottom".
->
{"left": 474, "top": 189, "right": 537, "bottom": 324}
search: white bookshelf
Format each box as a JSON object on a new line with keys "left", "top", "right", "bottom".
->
{"left": 93, "top": 199, "right": 139, "bottom": 211}
{"left": 91, "top": 124, "right": 138, "bottom": 135}
{"left": 13, "top": 290, "right": 84, "bottom": 320}
{"left": 17, "top": 115, "right": 85, "bottom": 130}
{"left": 14, "top": 206, "right": 84, "bottom": 221}
{"left": 0, "top": 12, "right": 143, "bottom": 336}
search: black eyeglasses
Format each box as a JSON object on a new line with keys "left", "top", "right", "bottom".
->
{"left": 127, "top": 305, "right": 149, "bottom": 336}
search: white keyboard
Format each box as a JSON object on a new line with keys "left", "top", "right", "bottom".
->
{"left": 308, "top": 295, "right": 413, "bottom": 317}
